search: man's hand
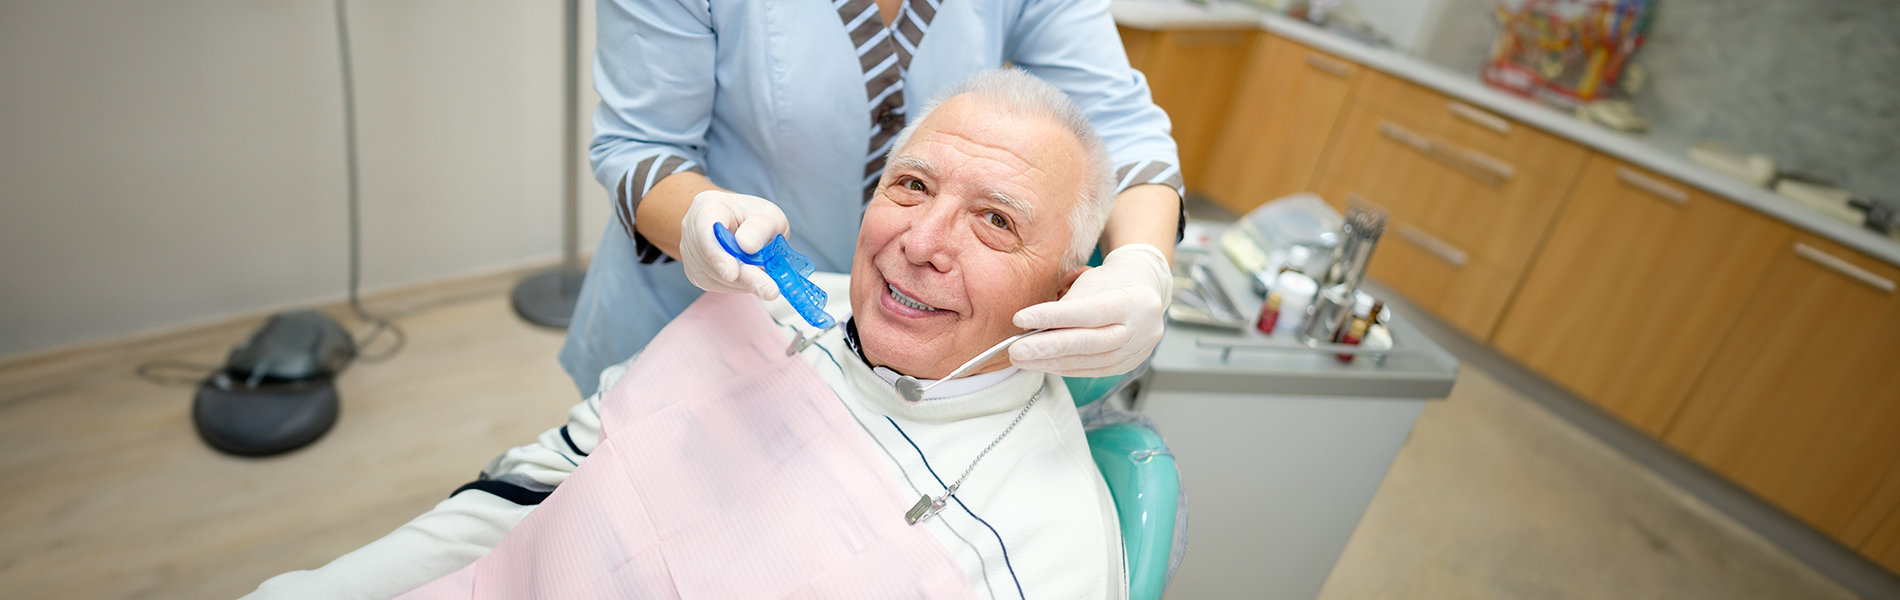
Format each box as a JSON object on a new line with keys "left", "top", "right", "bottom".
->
{"left": 678, "top": 190, "right": 790, "bottom": 300}
{"left": 1008, "top": 244, "right": 1172, "bottom": 377}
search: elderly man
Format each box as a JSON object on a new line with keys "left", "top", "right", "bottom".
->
{"left": 245, "top": 69, "right": 1169, "bottom": 600}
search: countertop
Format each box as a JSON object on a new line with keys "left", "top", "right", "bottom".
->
{"left": 1150, "top": 221, "right": 1460, "bottom": 400}
{"left": 1111, "top": 0, "right": 1900, "bottom": 268}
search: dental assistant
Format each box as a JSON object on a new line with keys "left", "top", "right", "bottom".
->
{"left": 563, "top": 0, "right": 1184, "bottom": 396}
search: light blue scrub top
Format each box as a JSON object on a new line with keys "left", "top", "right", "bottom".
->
{"left": 563, "top": 0, "right": 1183, "bottom": 397}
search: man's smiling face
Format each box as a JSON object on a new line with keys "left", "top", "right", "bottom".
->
{"left": 849, "top": 94, "right": 1088, "bottom": 380}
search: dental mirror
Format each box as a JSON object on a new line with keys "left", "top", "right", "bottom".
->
{"left": 894, "top": 328, "right": 1048, "bottom": 402}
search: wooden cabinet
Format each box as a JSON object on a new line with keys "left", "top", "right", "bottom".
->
{"left": 1127, "top": 23, "right": 1900, "bottom": 573}
{"left": 1118, "top": 28, "right": 1256, "bottom": 191}
{"left": 1199, "top": 35, "right": 1362, "bottom": 215}
{"left": 1359, "top": 206, "right": 1526, "bottom": 338}
{"left": 1117, "top": 26, "right": 1156, "bottom": 72}
{"left": 1664, "top": 233, "right": 1900, "bottom": 543}
{"left": 1856, "top": 472, "right": 1900, "bottom": 574}
{"left": 1314, "top": 73, "right": 1589, "bottom": 339}
{"left": 1866, "top": 500, "right": 1900, "bottom": 575}
{"left": 1491, "top": 156, "right": 1794, "bottom": 435}
{"left": 1134, "top": 24, "right": 1900, "bottom": 573}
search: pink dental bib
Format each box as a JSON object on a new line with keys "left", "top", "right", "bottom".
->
{"left": 397, "top": 293, "right": 974, "bottom": 599}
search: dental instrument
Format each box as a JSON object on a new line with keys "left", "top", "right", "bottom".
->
{"left": 713, "top": 222, "right": 836, "bottom": 329}
{"left": 894, "top": 328, "right": 1049, "bottom": 403}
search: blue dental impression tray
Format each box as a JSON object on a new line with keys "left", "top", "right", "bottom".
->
{"left": 713, "top": 222, "right": 836, "bottom": 330}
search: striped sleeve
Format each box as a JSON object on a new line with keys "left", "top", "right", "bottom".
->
{"left": 613, "top": 154, "right": 705, "bottom": 264}
{"left": 1113, "top": 159, "right": 1184, "bottom": 198}
{"left": 1115, "top": 160, "right": 1189, "bottom": 242}
{"left": 591, "top": 0, "right": 715, "bottom": 263}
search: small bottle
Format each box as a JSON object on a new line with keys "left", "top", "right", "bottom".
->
{"left": 1335, "top": 300, "right": 1383, "bottom": 364}
{"left": 1257, "top": 266, "right": 1300, "bottom": 335}
{"left": 1256, "top": 291, "right": 1284, "bottom": 335}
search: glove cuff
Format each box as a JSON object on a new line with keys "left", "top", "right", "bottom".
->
{"left": 1104, "top": 243, "right": 1173, "bottom": 302}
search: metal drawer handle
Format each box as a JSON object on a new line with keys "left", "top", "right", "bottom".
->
{"left": 1616, "top": 166, "right": 1688, "bottom": 206}
{"left": 1380, "top": 121, "right": 1514, "bottom": 185}
{"left": 1448, "top": 101, "right": 1511, "bottom": 135}
{"left": 1304, "top": 52, "right": 1351, "bottom": 78}
{"left": 1399, "top": 224, "right": 1469, "bottom": 268}
{"left": 1448, "top": 147, "right": 1517, "bottom": 182}
{"left": 1794, "top": 243, "right": 1896, "bottom": 293}
{"left": 1195, "top": 336, "right": 1413, "bottom": 363}
{"left": 1378, "top": 121, "right": 1433, "bottom": 153}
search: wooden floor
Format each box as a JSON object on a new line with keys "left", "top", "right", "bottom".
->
{"left": 0, "top": 269, "right": 578, "bottom": 600}
{"left": 0, "top": 264, "right": 1864, "bottom": 600}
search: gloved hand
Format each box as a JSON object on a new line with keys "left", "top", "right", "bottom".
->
{"left": 1009, "top": 244, "right": 1172, "bottom": 377}
{"left": 678, "top": 190, "right": 790, "bottom": 301}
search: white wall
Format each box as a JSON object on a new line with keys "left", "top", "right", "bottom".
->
{"left": 1348, "top": 0, "right": 1453, "bottom": 52}
{"left": 0, "top": 0, "right": 612, "bottom": 358}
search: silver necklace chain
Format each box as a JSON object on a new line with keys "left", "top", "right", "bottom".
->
{"left": 905, "top": 385, "right": 1043, "bottom": 525}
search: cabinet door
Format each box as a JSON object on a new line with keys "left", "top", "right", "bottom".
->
{"left": 1665, "top": 234, "right": 1900, "bottom": 543}
{"left": 1138, "top": 30, "right": 1255, "bottom": 191}
{"left": 1199, "top": 35, "right": 1360, "bottom": 215}
{"left": 1865, "top": 500, "right": 1900, "bottom": 575}
{"left": 1852, "top": 469, "right": 1900, "bottom": 574}
{"left": 1492, "top": 157, "right": 1793, "bottom": 435}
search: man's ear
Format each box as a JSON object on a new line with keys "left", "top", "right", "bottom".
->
{"left": 1056, "top": 265, "right": 1090, "bottom": 298}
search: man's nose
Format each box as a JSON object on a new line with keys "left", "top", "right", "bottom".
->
{"left": 901, "top": 197, "right": 964, "bottom": 272}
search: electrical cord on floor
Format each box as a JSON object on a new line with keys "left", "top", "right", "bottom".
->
{"left": 333, "top": 0, "right": 404, "bottom": 365}
{"left": 134, "top": 0, "right": 403, "bottom": 387}
{"left": 135, "top": 361, "right": 227, "bottom": 387}
{"left": 129, "top": 285, "right": 505, "bottom": 388}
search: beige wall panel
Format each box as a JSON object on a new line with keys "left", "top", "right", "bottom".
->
{"left": 0, "top": 0, "right": 614, "bottom": 358}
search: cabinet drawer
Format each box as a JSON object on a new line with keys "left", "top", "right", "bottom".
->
{"left": 1665, "top": 233, "right": 1900, "bottom": 543}
{"left": 1356, "top": 208, "right": 1522, "bottom": 338}
{"left": 1318, "top": 105, "right": 1587, "bottom": 275}
{"left": 1357, "top": 72, "right": 1526, "bottom": 162}
{"left": 1356, "top": 71, "right": 1448, "bottom": 134}
{"left": 1492, "top": 156, "right": 1793, "bottom": 435}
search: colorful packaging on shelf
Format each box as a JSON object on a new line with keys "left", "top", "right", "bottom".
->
{"left": 1482, "top": 0, "right": 1653, "bottom": 107}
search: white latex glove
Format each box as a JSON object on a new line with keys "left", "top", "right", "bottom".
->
{"left": 1009, "top": 244, "right": 1172, "bottom": 377}
{"left": 678, "top": 190, "right": 790, "bottom": 301}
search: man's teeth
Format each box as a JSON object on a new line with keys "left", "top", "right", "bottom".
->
{"left": 889, "top": 284, "right": 941, "bottom": 312}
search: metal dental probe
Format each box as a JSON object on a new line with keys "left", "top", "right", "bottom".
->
{"left": 894, "top": 328, "right": 1049, "bottom": 402}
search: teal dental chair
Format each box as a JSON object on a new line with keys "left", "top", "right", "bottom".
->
{"left": 1067, "top": 375, "right": 1182, "bottom": 600}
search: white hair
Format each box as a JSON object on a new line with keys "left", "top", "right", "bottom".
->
{"left": 887, "top": 68, "right": 1116, "bottom": 271}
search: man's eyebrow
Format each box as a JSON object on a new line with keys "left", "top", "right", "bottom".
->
{"left": 890, "top": 155, "right": 936, "bottom": 177}
{"left": 892, "top": 154, "right": 1033, "bottom": 220}
{"left": 985, "top": 188, "right": 1036, "bottom": 222}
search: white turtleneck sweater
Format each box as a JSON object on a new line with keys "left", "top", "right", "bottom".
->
{"left": 245, "top": 273, "right": 1126, "bottom": 600}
